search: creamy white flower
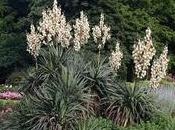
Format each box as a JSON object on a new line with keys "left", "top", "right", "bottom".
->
{"left": 9, "top": 85, "right": 12, "bottom": 88}
{"left": 109, "top": 42, "right": 123, "bottom": 72}
{"left": 92, "top": 13, "right": 111, "bottom": 49}
{"left": 37, "top": 0, "right": 72, "bottom": 47}
{"left": 132, "top": 27, "right": 156, "bottom": 79}
{"left": 26, "top": 24, "right": 41, "bottom": 58}
{"left": 150, "top": 46, "right": 169, "bottom": 88}
{"left": 92, "top": 25, "right": 101, "bottom": 43}
{"left": 73, "top": 11, "right": 90, "bottom": 51}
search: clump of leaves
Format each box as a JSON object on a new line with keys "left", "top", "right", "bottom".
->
{"left": 20, "top": 45, "right": 73, "bottom": 95}
{"left": 3, "top": 65, "right": 93, "bottom": 130}
{"left": 82, "top": 56, "right": 114, "bottom": 116}
{"left": 105, "top": 83, "right": 155, "bottom": 127}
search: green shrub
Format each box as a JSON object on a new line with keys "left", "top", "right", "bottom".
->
{"left": 20, "top": 45, "right": 113, "bottom": 116}
{"left": 3, "top": 46, "right": 93, "bottom": 130}
{"left": 3, "top": 45, "right": 159, "bottom": 129}
{"left": 106, "top": 83, "right": 155, "bottom": 127}
{"left": 5, "top": 71, "right": 25, "bottom": 86}
{"left": 85, "top": 57, "right": 113, "bottom": 98}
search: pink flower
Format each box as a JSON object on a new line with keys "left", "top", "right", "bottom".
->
{"left": 0, "top": 91, "right": 22, "bottom": 100}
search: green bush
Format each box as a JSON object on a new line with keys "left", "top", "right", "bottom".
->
{"left": 3, "top": 46, "right": 94, "bottom": 130}
{"left": 106, "top": 83, "right": 155, "bottom": 127}
{"left": 2, "top": 44, "right": 159, "bottom": 129}
{"left": 5, "top": 71, "right": 26, "bottom": 86}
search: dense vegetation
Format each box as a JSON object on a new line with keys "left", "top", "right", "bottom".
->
{"left": 0, "top": 0, "right": 175, "bottom": 83}
{"left": 0, "top": 0, "right": 175, "bottom": 130}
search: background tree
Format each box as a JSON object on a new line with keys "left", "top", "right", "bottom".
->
{"left": 0, "top": 0, "right": 32, "bottom": 83}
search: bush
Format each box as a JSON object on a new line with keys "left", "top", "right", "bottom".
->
{"left": 2, "top": 45, "right": 159, "bottom": 129}
{"left": 6, "top": 71, "right": 26, "bottom": 86}
{"left": 2, "top": 46, "right": 93, "bottom": 130}
{"left": 105, "top": 83, "right": 155, "bottom": 127}
{"left": 20, "top": 45, "right": 113, "bottom": 116}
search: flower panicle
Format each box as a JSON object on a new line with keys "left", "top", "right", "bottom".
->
{"left": 37, "top": 0, "right": 72, "bottom": 47}
{"left": 109, "top": 42, "right": 123, "bottom": 72}
{"left": 92, "top": 13, "right": 111, "bottom": 49}
{"left": 73, "top": 11, "right": 90, "bottom": 51}
{"left": 26, "top": 24, "right": 42, "bottom": 58}
{"left": 132, "top": 27, "right": 156, "bottom": 79}
{"left": 150, "top": 46, "right": 169, "bottom": 88}
{"left": 27, "top": 0, "right": 73, "bottom": 58}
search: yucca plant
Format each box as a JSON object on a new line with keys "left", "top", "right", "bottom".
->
{"left": 36, "top": 45, "right": 73, "bottom": 85}
{"left": 20, "top": 45, "right": 76, "bottom": 94}
{"left": 19, "top": 67, "right": 43, "bottom": 95}
{"left": 84, "top": 56, "right": 114, "bottom": 98}
{"left": 82, "top": 57, "right": 114, "bottom": 115}
{"left": 105, "top": 83, "right": 155, "bottom": 127}
{"left": 3, "top": 65, "right": 93, "bottom": 130}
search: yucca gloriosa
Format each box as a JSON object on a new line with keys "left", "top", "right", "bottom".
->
{"left": 7, "top": 43, "right": 156, "bottom": 129}
{"left": 105, "top": 83, "right": 155, "bottom": 127}
{"left": 4, "top": 0, "right": 161, "bottom": 128}
{"left": 2, "top": 45, "right": 95, "bottom": 130}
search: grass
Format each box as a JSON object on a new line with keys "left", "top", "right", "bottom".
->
{"left": 0, "top": 99, "right": 19, "bottom": 109}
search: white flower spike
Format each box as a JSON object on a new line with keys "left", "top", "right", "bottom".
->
{"left": 150, "top": 46, "right": 169, "bottom": 88}
{"left": 109, "top": 42, "right": 123, "bottom": 72}
{"left": 73, "top": 11, "right": 90, "bottom": 51}
{"left": 132, "top": 27, "right": 156, "bottom": 79}
{"left": 26, "top": 24, "right": 41, "bottom": 58}
{"left": 92, "top": 13, "right": 111, "bottom": 49}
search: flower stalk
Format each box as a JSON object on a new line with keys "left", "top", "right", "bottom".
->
{"left": 150, "top": 46, "right": 169, "bottom": 88}
{"left": 92, "top": 13, "right": 111, "bottom": 64}
{"left": 132, "top": 27, "right": 156, "bottom": 79}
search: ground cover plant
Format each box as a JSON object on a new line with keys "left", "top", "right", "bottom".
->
{"left": 118, "top": 114, "right": 175, "bottom": 130}
{"left": 0, "top": 0, "right": 172, "bottom": 130}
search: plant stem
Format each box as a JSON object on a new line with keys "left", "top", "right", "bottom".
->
{"left": 98, "top": 48, "right": 101, "bottom": 65}
{"left": 35, "top": 57, "right": 38, "bottom": 69}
